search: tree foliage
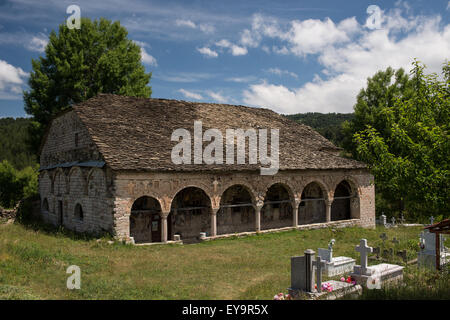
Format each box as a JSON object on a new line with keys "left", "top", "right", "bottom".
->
{"left": 353, "top": 60, "right": 449, "bottom": 220}
{"left": 23, "top": 17, "right": 152, "bottom": 154}
{"left": 342, "top": 66, "right": 413, "bottom": 156}
{"left": 0, "top": 160, "right": 38, "bottom": 209}
{"left": 0, "top": 117, "right": 37, "bottom": 169}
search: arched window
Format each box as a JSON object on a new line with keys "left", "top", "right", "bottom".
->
{"left": 74, "top": 203, "right": 84, "bottom": 221}
{"left": 42, "top": 198, "right": 49, "bottom": 212}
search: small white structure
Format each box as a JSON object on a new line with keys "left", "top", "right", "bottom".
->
{"left": 350, "top": 239, "right": 403, "bottom": 288}
{"left": 317, "top": 239, "right": 355, "bottom": 277}
{"left": 418, "top": 230, "right": 450, "bottom": 269}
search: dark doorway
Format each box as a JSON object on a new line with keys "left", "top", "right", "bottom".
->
{"left": 298, "top": 182, "right": 326, "bottom": 225}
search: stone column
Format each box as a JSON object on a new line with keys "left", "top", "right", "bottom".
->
{"left": 325, "top": 199, "right": 332, "bottom": 223}
{"left": 161, "top": 211, "right": 170, "bottom": 243}
{"left": 292, "top": 200, "right": 299, "bottom": 227}
{"left": 254, "top": 205, "right": 262, "bottom": 232}
{"left": 211, "top": 208, "right": 219, "bottom": 237}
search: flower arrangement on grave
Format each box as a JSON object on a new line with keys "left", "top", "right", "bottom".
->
{"left": 321, "top": 282, "right": 333, "bottom": 292}
{"left": 340, "top": 276, "right": 356, "bottom": 285}
{"left": 273, "top": 292, "right": 291, "bottom": 300}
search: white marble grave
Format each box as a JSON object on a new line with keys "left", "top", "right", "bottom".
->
{"left": 350, "top": 239, "right": 404, "bottom": 288}
{"left": 317, "top": 239, "right": 355, "bottom": 277}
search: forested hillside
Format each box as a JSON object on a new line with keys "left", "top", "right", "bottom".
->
{"left": 0, "top": 118, "right": 37, "bottom": 169}
{"left": 285, "top": 113, "right": 353, "bottom": 147}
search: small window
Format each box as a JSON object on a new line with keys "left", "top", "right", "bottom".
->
{"left": 74, "top": 203, "right": 83, "bottom": 221}
{"left": 75, "top": 133, "right": 79, "bottom": 147}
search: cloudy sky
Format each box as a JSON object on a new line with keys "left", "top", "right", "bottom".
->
{"left": 0, "top": 0, "right": 449, "bottom": 117}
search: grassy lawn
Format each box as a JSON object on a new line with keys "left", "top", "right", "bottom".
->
{"left": 0, "top": 220, "right": 440, "bottom": 299}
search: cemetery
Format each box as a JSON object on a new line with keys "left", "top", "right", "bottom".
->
{"left": 1, "top": 214, "right": 449, "bottom": 299}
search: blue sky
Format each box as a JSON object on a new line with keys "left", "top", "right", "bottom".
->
{"left": 0, "top": 0, "right": 449, "bottom": 118}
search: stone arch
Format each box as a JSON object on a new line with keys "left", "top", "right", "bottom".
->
{"left": 261, "top": 183, "right": 293, "bottom": 230}
{"left": 130, "top": 195, "right": 163, "bottom": 243}
{"left": 53, "top": 168, "right": 67, "bottom": 196}
{"left": 217, "top": 181, "right": 257, "bottom": 205}
{"left": 299, "top": 178, "right": 330, "bottom": 201}
{"left": 39, "top": 171, "right": 52, "bottom": 196}
{"left": 87, "top": 168, "right": 107, "bottom": 197}
{"left": 68, "top": 167, "right": 87, "bottom": 196}
{"left": 218, "top": 184, "right": 256, "bottom": 235}
{"left": 170, "top": 186, "right": 212, "bottom": 242}
{"left": 331, "top": 179, "right": 360, "bottom": 220}
{"left": 298, "top": 181, "right": 327, "bottom": 225}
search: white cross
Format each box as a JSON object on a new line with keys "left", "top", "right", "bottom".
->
{"left": 356, "top": 239, "right": 373, "bottom": 274}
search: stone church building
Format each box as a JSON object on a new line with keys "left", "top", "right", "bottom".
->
{"left": 39, "top": 94, "right": 375, "bottom": 244}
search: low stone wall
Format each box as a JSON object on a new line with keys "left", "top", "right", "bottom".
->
{"left": 202, "top": 218, "right": 361, "bottom": 242}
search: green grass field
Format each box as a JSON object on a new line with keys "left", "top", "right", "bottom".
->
{"left": 0, "top": 220, "right": 447, "bottom": 300}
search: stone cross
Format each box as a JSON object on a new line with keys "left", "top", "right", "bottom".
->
{"left": 400, "top": 214, "right": 405, "bottom": 224}
{"left": 380, "top": 233, "right": 388, "bottom": 245}
{"left": 392, "top": 237, "right": 400, "bottom": 245}
{"left": 356, "top": 239, "right": 373, "bottom": 275}
{"left": 391, "top": 217, "right": 396, "bottom": 225}
{"left": 328, "top": 239, "right": 335, "bottom": 251}
{"left": 312, "top": 256, "right": 325, "bottom": 293}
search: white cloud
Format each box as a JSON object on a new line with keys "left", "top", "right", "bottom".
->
{"left": 178, "top": 89, "right": 203, "bottom": 100}
{"left": 243, "top": 8, "right": 450, "bottom": 114}
{"left": 197, "top": 46, "right": 218, "bottom": 58}
{"left": 175, "top": 19, "right": 215, "bottom": 34}
{"left": 175, "top": 19, "right": 196, "bottom": 29}
{"left": 156, "top": 72, "right": 214, "bottom": 83}
{"left": 226, "top": 76, "right": 257, "bottom": 83}
{"left": 26, "top": 34, "right": 48, "bottom": 53}
{"left": 206, "top": 91, "right": 227, "bottom": 103}
{"left": 267, "top": 68, "right": 298, "bottom": 79}
{"left": 0, "top": 60, "right": 28, "bottom": 99}
{"left": 140, "top": 47, "right": 158, "bottom": 66}
{"left": 215, "top": 39, "right": 248, "bottom": 56}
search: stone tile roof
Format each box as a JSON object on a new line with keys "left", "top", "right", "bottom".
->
{"left": 72, "top": 94, "right": 366, "bottom": 172}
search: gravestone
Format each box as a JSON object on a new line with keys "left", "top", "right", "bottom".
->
{"left": 430, "top": 216, "right": 434, "bottom": 226}
{"left": 377, "top": 214, "right": 387, "bottom": 227}
{"left": 396, "top": 250, "right": 407, "bottom": 263}
{"left": 351, "top": 239, "right": 404, "bottom": 288}
{"left": 289, "top": 249, "right": 315, "bottom": 293}
{"left": 418, "top": 230, "right": 450, "bottom": 269}
{"left": 380, "top": 233, "right": 388, "bottom": 245}
{"left": 392, "top": 237, "right": 400, "bottom": 245}
{"left": 288, "top": 249, "right": 362, "bottom": 300}
{"left": 317, "top": 239, "right": 355, "bottom": 277}
{"left": 372, "top": 247, "right": 381, "bottom": 260}
{"left": 391, "top": 217, "right": 396, "bottom": 226}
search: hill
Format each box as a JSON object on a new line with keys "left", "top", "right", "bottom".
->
{"left": 285, "top": 113, "right": 354, "bottom": 147}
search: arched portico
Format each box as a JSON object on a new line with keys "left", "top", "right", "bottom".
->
{"left": 218, "top": 184, "right": 256, "bottom": 235}
{"left": 331, "top": 180, "right": 359, "bottom": 221}
{"left": 261, "top": 183, "right": 293, "bottom": 230}
{"left": 130, "top": 196, "right": 163, "bottom": 243}
{"left": 298, "top": 182, "right": 327, "bottom": 225}
{"left": 170, "top": 186, "right": 212, "bottom": 242}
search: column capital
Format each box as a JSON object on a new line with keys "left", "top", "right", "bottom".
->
{"left": 160, "top": 211, "right": 170, "bottom": 219}
{"left": 211, "top": 207, "right": 220, "bottom": 215}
